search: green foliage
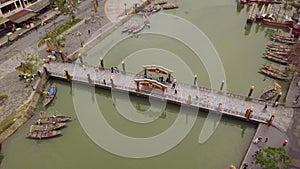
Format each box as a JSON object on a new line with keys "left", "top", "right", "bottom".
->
{"left": 38, "top": 18, "right": 82, "bottom": 47}
{"left": 15, "top": 50, "right": 43, "bottom": 75}
{"left": 0, "top": 94, "right": 8, "bottom": 105}
{"left": 0, "top": 104, "right": 28, "bottom": 134}
{"left": 53, "top": 0, "right": 78, "bottom": 18}
{"left": 256, "top": 147, "right": 291, "bottom": 169}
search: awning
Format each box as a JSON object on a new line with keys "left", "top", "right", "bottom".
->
{"left": 8, "top": 9, "right": 36, "bottom": 23}
{"left": 0, "top": 17, "right": 9, "bottom": 25}
{"left": 27, "top": 0, "right": 51, "bottom": 12}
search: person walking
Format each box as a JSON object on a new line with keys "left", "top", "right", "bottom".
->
{"left": 283, "top": 139, "right": 288, "bottom": 147}
{"left": 264, "top": 137, "right": 268, "bottom": 143}
{"left": 175, "top": 89, "right": 177, "bottom": 94}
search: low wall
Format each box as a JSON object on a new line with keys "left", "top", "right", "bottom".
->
{"left": 67, "top": 0, "right": 151, "bottom": 62}
{"left": 0, "top": 73, "right": 48, "bottom": 144}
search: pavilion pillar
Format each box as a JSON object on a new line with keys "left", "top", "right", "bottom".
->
{"left": 87, "top": 72, "right": 91, "bottom": 83}
{"left": 78, "top": 53, "right": 83, "bottom": 64}
{"left": 136, "top": 81, "right": 140, "bottom": 92}
{"left": 167, "top": 73, "right": 171, "bottom": 83}
{"left": 193, "top": 75, "right": 197, "bottom": 86}
{"left": 144, "top": 69, "right": 147, "bottom": 78}
{"left": 43, "top": 64, "right": 49, "bottom": 76}
{"left": 64, "top": 68, "right": 71, "bottom": 80}
{"left": 220, "top": 80, "right": 225, "bottom": 91}
{"left": 122, "top": 61, "right": 126, "bottom": 73}
{"left": 100, "top": 57, "right": 104, "bottom": 69}
{"left": 247, "top": 85, "right": 254, "bottom": 98}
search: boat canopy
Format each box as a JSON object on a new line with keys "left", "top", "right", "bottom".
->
{"left": 48, "top": 88, "right": 55, "bottom": 95}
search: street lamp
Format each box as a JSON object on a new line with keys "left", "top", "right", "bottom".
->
{"left": 124, "top": 3, "right": 127, "bottom": 15}
{"left": 76, "top": 31, "right": 83, "bottom": 47}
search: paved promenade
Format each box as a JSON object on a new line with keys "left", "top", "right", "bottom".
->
{"left": 105, "top": 0, "right": 145, "bottom": 22}
{"left": 44, "top": 61, "right": 294, "bottom": 132}
{"left": 240, "top": 124, "right": 290, "bottom": 169}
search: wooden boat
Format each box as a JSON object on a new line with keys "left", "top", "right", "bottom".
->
{"left": 43, "top": 83, "right": 57, "bottom": 106}
{"left": 262, "top": 18, "right": 293, "bottom": 28}
{"left": 259, "top": 83, "right": 281, "bottom": 101}
{"left": 265, "top": 49, "right": 288, "bottom": 56}
{"left": 154, "top": 0, "right": 167, "bottom": 5}
{"left": 37, "top": 115, "right": 72, "bottom": 124}
{"left": 128, "top": 24, "right": 140, "bottom": 34}
{"left": 266, "top": 43, "right": 290, "bottom": 50}
{"left": 30, "top": 123, "right": 66, "bottom": 131}
{"left": 224, "top": 165, "right": 237, "bottom": 169}
{"left": 263, "top": 52, "right": 289, "bottom": 64}
{"left": 247, "top": 3, "right": 258, "bottom": 24}
{"left": 133, "top": 24, "right": 145, "bottom": 34}
{"left": 256, "top": 4, "right": 266, "bottom": 21}
{"left": 249, "top": 0, "right": 283, "bottom": 4}
{"left": 292, "top": 25, "right": 300, "bottom": 38}
{"left": 162, "top": 3, "right": 179, "bottom": 10}
{"left": 266, "top": 46, "right": 290, "bottom": 52}
{"left": 122, "top": 26, "right": 129, "bottom": 33}
{"left": 271, "top": 32, "right": 296, "bottom": 41}
{"left": 27, "top": 130, "right": 62, "bottom": 139}
{"left": 146, "top": 5, "right": 161, "bottom": 14}
{"left": 271, "top": 36, "right": 297, "bottom": 44}
{"left": 260, "top": 64, "right": 289, "bottom": 80}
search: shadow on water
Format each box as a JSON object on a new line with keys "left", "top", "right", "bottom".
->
{"left": 0, "top": 144, "right": 4, "bottom": 167}
{"left": 236, "top": 4, "right": 245, "bottom": 13}
{"left": 244, "top": 21, "right": 290, "bottom": 37}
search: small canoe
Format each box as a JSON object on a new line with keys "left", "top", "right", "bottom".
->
{"left": 259, "top": 83, "right": 281, "bottom": 101}
{"left": 37, "top": 115, "right": 72, "bottom": 124}
{"left": 27, "top": 130, "right": 62, "bottom": 139}
{"left": 162, "top": 3, "right": 179, "bottom": 10}
{"left": 133, "top": 24, "right": 145, "bottom": 34}
{"left": 263, "top": 52, "right": 288, "bottom": 65}
{"left": 260, "top": 67, "right": 289, "bottom": 81}
{"left": 43, "top": 83, "right": 57, "bottom": 106}
{"left": 30, "top": 123, "right": 66, "bottom": 131}
{"left": 154, "top": 0, "right": 167, "bottom": 5}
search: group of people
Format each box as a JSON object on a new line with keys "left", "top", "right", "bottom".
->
{"left": 253, "top": 136, "right": 288, "bottom": 146}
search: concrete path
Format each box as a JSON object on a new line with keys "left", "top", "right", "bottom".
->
{"left": 285, "top": 75, "right": 300, "bottom": 108}
{"left": 240, "top": 124, "right": 290, "bottom": 169}
{"left": 104, "top": 0, "right": 145, "bottom": 22}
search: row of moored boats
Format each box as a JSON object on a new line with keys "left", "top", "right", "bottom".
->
{"left": 259, "top": 31, "right": 297, "bottom": 81}
{"left": 122, "top": 0, "right": 178, "bottom": 35}
{"left": 27, "top": 115, "right": 72, "bottom": 139}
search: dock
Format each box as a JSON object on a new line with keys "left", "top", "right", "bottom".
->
{"left": 43, "top": 61, "right": 294, "bottom": 132}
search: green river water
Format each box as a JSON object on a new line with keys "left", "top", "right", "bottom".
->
{"left": 1, "top": 0, "right": 292, "bottom": 168}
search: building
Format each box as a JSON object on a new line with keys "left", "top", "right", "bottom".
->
{"left": 0, "top": 0, "right": 50, "bottom": 36}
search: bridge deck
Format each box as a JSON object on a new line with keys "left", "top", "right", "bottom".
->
{"left": 44, "top": 62, "right": 294, "bottom": 132}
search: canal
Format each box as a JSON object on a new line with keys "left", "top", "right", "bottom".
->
{"left": 1, "top": 0, "right": 290, "bottom": 168}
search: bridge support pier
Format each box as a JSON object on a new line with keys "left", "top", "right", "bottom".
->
{"left": 122, "top": 61, "right": 126, "bottom": 73}
{"left": 78, "top": 53, "right": 83, "bottom": 64}
{"left": 193, "top": 75, "right": 197, "bottom": 86}
{"left": 100, "top": 57, "right": 104, "bottom": 69}
{"left": 87, "top": 73, "right": 91, "bottom": 83}
{"left": 220, "top": 80, "right": 224, "bottom": 91}
{"left": 275, "top": 92, "right": 282, "bottom": 103}
{"left": 64, "top": 68, "right": 71, "bottom": 80}
{"left": 136, "top": 82, "right": 140, "bottom": 92}
{"left": 110, "top": 76, "right": 114, "bottom": 88}
{"left": 247, "top": 85, "right": 254, "bottom": 100}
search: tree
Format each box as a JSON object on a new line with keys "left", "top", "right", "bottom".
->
{"left": 52, "top": 0, "right": 78, "bottom": 19}
{"left": 15, "top": 50, "right": 43, "bottom": 76}
{"left": 255, "top": 147, "right": 291, "bottom": 169}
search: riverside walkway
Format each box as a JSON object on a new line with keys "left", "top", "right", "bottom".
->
{"left": 43, "top": 61, "right": 294, "bottom": 132}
